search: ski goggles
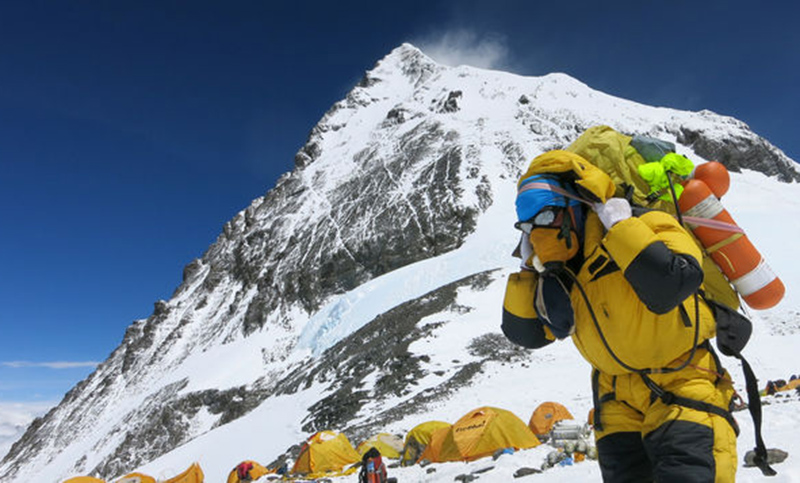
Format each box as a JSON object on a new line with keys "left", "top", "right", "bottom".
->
{"left": 514, "top": 206, "right": 565, "bottom": 234}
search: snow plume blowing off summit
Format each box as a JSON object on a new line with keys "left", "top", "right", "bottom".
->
{"left": 1, "top": 43, "right": 799, "bottom": 482}
{"left": 415, "top": 30, "right": 510, "bottom": 69}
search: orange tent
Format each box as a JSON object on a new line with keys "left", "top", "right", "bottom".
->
{"left": 63, "top": 478, "right": 105, "bottom": 483}
{"left": 115, "top": 473, "right": 156, "bottom": 483}
{"left": 529, "top": 401, "right": 573, "bottom": 437}
{"left": 163, "top": 463, "right": 204, "bottom": 483}
{"left": 420, "top": 406, "right": 540, "bottom": 462}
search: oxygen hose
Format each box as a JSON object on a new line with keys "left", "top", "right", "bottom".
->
{"left": 666, "top": 169, "right": 685, "bottom": 226}
{"left": 561, "top": 266, "right": 701, "bottom": 375}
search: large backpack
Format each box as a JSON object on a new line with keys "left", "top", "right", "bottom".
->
{"left": 359, "top": 447, "right": 387, "bottom": 483}
{"left": 566, "top": 125, "right": 740, "bottom": 310}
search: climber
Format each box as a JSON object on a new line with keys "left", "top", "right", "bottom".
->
{"left": 501, "top": 149, "right": 741, "bottom": 482}
{"left": 358, "top": 447, "right": 388, "bottom": 483}
{"left": 227, "top": 460, "right": 269, "bottom": 483}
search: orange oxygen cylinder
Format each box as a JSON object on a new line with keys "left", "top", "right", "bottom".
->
{"left": 678, "top": 178, "right": 784, "bottom": 309}
{"left": 691, "top": 161, "right": 730, "bottom": 198}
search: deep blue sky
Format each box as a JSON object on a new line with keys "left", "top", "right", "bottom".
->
{"left": 1, "top": 1, "right": 798, "bottom": 404}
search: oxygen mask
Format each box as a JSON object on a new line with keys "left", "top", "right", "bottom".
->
{"left": 530, "top": 228, "right": 579, "bottom": 267}
{"left": 515, "top": 206, "right": 579, "bottom": 270}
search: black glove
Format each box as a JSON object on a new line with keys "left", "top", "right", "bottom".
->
{"left": 534, "top": 266, "right": 575, "bottom": 339}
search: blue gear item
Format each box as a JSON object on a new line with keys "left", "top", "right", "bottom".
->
{"left": 516, "top": 174, "right": 582, "bottom": 222}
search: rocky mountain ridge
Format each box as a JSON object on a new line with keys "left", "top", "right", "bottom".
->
{"left": 2, "top": 43, "right": 797, "bottom": 482}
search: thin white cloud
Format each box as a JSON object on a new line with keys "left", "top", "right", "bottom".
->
{"left": 416, "top": 30, "right": 510, "bottom": 70}
{"left": 1, "top": 361, "right": 99, "bottom": 369}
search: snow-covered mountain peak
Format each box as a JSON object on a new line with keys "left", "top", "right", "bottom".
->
{"left": 2, "top": 44, "right": 799, "bottom": 483}
{"left": 373, "top": 43, "right": 441, "bottom": 83}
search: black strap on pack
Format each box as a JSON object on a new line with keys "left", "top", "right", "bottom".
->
{"left": 591, "top": 370, "right": 617, "bottom": 432}
{"left": 591, "top": 369, "right": 603, "bottom": 432}
{"left": 703, "top": 340, "right": 724, "bottom": 385}
{"left": 704, "top": 297, "right": 777, "bottom": 477}
{"left": 640, "top": 373, "right": 740, "bottom": 436}
{"left": 640, "top": 357, "right": 776, "bottom": 476}
{"left": 735, "top": 351, "right": 777, "bottom": 476}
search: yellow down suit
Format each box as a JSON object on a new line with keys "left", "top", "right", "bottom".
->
{"left": 502, "top": 151, "right": 738, "bottom": 482}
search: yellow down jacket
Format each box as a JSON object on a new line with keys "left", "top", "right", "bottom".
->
{"left": 505, "top": 150, "right": 716, "bottom": 375}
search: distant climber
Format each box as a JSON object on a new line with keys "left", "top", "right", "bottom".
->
{"left": 358, "top": 447, "right": 388, "bottom": 483}
{"left": 227, "top": 460, "right": 269, "bottom": 483}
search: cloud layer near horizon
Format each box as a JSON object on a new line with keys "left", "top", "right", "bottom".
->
{"left": 0, "top": 401, "right": 55, "bottom": 460}
{"left": 1, "top": 361, "right": 99, "bottom": 369}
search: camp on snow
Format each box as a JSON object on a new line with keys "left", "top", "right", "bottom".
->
{"left": 400, "top": 420, "right": 452, "bottom": 466}
{"left": 528, "top": 401, "right": 574, "bottom": 439}
{"left": 291, "top": 430, "right": 361, "bottom": 478}
{"left": 356, "top": 432, "right": 404, "bottom": 459}
{"left": 419, "top": 406, "right": 540, "bottom": 463}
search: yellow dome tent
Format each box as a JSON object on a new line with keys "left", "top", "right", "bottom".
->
{"left": 528, "top": 401, "right": 574, "bottom": 437}
{"left": 422, "top": 406, "right": 540, "bottom": 462}
{"left": 163, "top": 463, "right": 204, "bottom": 483}
{"left": 400, "top": 420, "right": 451, "bottom": 465}
{"left": 416, "top": 425, "right": 451, "bottom": 463}
{"left": 356, "top": 433, "right": 404, "bottom": 459}
{"left": 63, "top": 478, "right": 106, "bottom": 483}
{"left": 291, "top": 430, "right": 360, "bottom": 478}
{"left": 115, "top": 473, "right": 156, "bottom": 483}
{"left": 226, "top": 460, "right": 271, "bottom": 483}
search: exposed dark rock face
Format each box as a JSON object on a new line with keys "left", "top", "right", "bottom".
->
{"left": 261, "top": 124, "right": 480, "bottom": 316}
{"left": 265, "top": 270, "right": 529, "bottom": 465}
{"left": 439, "top": 90, "right": 463, "bottom": 113}
{"left": 677, "top": 125, "right": 800, "bottom": 182}
{"left": 274, "top": 273, "right": 491, "bottom": 432}
{"left": 300, "top": 271, "right": 526, "bottom": 443}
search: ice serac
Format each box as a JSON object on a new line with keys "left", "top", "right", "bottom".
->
{"left": 1, "top": 42, "right": 796, "bottom": 482}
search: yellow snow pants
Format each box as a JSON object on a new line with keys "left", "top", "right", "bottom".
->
{"left": 593, "top": 347, "right": 738, "bottom": 482}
